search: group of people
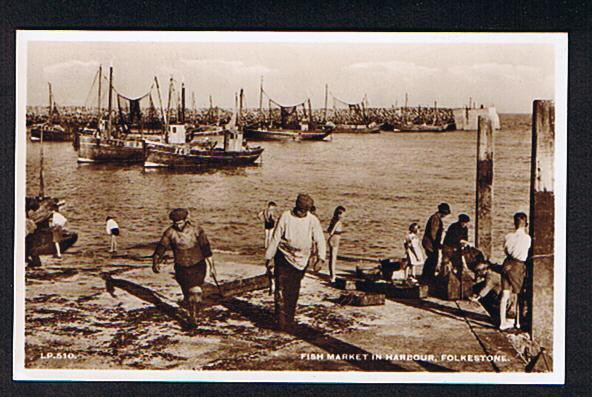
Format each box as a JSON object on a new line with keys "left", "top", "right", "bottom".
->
{"left": 402, "top": 202, "right": 532, "bottom": 331}
{"left": 147, "top": 195, "right": 531, "bottom": 333}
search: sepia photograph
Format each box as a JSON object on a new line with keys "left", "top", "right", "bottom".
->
{"left": 13, "top": 31, "right": 566, "bottom": 383}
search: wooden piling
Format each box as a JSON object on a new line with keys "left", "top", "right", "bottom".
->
{"left": 528, "top": 100, "right": 555, "bottom": 357}
{"left": 475, "top": 116, "right": 494, "bottom": 259}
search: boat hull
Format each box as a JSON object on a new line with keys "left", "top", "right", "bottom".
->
{"left": 243, "top": 127, "right": 332, "bottom": 141}
{"left": 25, "top": 228, "right": 78, "bottom": 257}
{"left": 30, "top": 125, "right": 73, "bottom": 142}
{"left": 395, "top": 123, "right": 448, "bottom": 132}
{"left": 144, "top": 142, "right": 264, "bottom": 169}
{"left": 333, "top": 124, "right": 381, "bottom": 134}
{"left": 77, "top": 136, "right": 145, "bottom": 163}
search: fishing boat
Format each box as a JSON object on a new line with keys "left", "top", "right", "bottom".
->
{"left": 77, "top": 66, "right": 154, "bottom": 163}
{"left": 333, "top": 122, "right": 381, "bottom": 134}
{"left": 328, "top": 91, "right": 381, "bottom": 134}
{"left": 243, "top": 83, "right": 333, "bottom": 141}
{"left": 144, "top": 90, "right": 264, "bottom": 169}
{"left": 395, "top": 122, "right": 449, "bottom": 132}
{"left": 243, "top": 125, "right": 332, "bottom": 141}
{"left": 30, "top": 83, "right": 72, "bottom": 142}
{"left": 26, "top": 197, "right": 79, "bottom": 266}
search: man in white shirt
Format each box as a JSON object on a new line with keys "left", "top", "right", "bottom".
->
{"left": 265, "top": 193, "right": 326, "bottom": 332}
{"left": 499, "top": 212, "right": 532, "bottom": 331}
{"left": 50, "top": 207, "right": 68, "bottom": 258}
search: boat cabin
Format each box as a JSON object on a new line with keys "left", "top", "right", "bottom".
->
{"left": 224, "top": 129, "right": 244, "bottom": 152}
{"left": 168, "top": 124, "right": 187, "bottom": 144}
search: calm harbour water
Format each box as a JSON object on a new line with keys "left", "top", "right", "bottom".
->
{"left": 26, "top": 114, "right": 532, "bottom": 264}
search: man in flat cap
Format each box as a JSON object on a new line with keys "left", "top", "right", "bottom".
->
{"left": 421, "top": 202, "right": 451, "bottom": 284}
{"left": 265, "top": 194, "right": 326, "bottom": 332}
{"left": 152, "top": 208, "right": 215, "bottom": 319}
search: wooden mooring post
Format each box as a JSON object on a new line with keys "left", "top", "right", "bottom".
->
{"left": 475, "top": 116, "right": 494, "bottom": 259}
{"left": 527, "top": 100, "right": 555, "bottom": 357}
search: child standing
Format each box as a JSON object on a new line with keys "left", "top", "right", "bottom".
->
{"left": 327, "top": 206, "right": 346, "bottom": 283}
{"left": 404, "top": 223, "right": 425, "bottom": 283}
{"left": 50, "top": 207, "right": 67, "bottom": 258}
{"left": 105, "top": 216, "right": 120, "bottom": 253}
{"left": 257, "top": 201, "right": 277, "bottom": 249}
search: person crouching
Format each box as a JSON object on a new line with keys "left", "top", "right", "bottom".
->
{"left": 152, "top": 208, "right": 216, "bottom": 319}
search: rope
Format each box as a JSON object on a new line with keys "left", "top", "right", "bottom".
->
{"left": 262, "top": 88, "right": 306, "bottom": 108}
{"left": 83, "top": 69, "right": 99, "bottom": 108}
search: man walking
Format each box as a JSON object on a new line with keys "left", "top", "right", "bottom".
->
{"left": 152, "top": 208, "right": 216, "bottom": 319}
{"left": 421, "top": 202, "right": 451, "bottom": 284}
{"left": 265, "top": 194, "right": 326, "bottom": 332}
{"left": 499, "top": 212, "right": 531, "bottom": 331}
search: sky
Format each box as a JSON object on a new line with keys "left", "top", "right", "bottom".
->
{"left": 26, "top": 39, "right": 556, "bottom": 113}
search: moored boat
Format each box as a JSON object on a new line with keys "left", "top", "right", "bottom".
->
{"left": 30, "top": 123, "right": 72, "bottom": 142}
{"left": 77, "top": 66, "right": 152, "bottom": 164}
{"left": 332, "top": 123, "right": 381, "bottom": 134}
{"left": 144, "top": 140, "right": 264, "bottom": 169}
{"left": 145, "top": 89, "right": 264, "bottom": 169}
{"left": 144, "top": 123, "right": 263, "bottom": 169}
{"left": 30, "top": 83, "right": 72, "bottom": 142}
{"left": 243, "top": 125, "right": 332, "bottom": 141}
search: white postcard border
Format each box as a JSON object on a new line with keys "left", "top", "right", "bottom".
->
{"left": 13, "top": 30, "right": 567, "bottom": 384}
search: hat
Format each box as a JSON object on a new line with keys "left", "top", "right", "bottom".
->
{"left": 458, "top": 213, "right": 470, "bottom": 223}
{"left": 438, "top": 203, "right": 451, "bottom": 215}
{"left": 169, "top": 208, "right": 189, "bottom": 222}
{"left": 295, "top": 193, "right": 314, "bottom": 212}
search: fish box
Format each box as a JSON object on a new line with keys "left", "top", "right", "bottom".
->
{"left": 433, "top": 270, "right": 475, "bottom": 300}
{"left": 338, "top": 290, "right": 385, "bottom": 306}
{"left": 356, "top": 266, "right": 382, "bottom": 281}
{"left": 384, "top": 282, "right": 429, "bottom": 299}
{"left": 354, "top": 280, "right": 428, "bottom": 299}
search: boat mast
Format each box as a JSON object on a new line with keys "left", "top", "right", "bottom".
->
{"left": 238, "top": 88, "right": 244, "bottom": 128}
{"left": 308, "top": 98, "right": 313, "bottom": 123}
{"left": 165, "top": 77, "right": 173, "bottom": 143}
{"left": 48, "top": 82, "right": 53, "bottom": 124}
{"left": 404, "top": 92, "right": 409, "bottom": 123}
{"left": 107, "top": 66, "right": 113, "bottom": 139}
{"left": 192, "top": 91, "right": 196, "bottom": 120}
{"left": 323, "top": 83, "right": 328, "bottom": 122}
{"left": 97, "top": 65, "right": 102, "bottom": 118}
{"left": 39, "top": 89, "right": 45, "bottom": 197}
{"left": 434, "top": 100, "right": 438, "bottom": 124}
{"left": 181, "top": 82, "right": 186, "bottom": 124}
{"left": 259, "top": 76, "right": 263, "bottom": 115}
{"left": 154, "top": 76, "right": 166, "bottom": 131}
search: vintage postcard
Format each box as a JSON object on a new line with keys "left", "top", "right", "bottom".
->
{"left": 13, "top": 31, "right": 566, "bottom": 383}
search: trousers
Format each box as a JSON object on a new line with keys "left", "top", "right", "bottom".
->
{"left": 274, "top": 251, "right": 306, "bottom": 331}
{"left": 421, "top": 250, "right": 438, "bottom": 284}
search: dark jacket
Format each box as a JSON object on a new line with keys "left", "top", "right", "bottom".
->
{"left": 422, "top": 212, "right": 443, "bottom": 254}
{"left": 443, "top": 221, "right": 468, "bottom": 250}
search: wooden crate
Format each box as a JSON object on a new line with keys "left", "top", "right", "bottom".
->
{"left": 355, "top": 266, "right": 382, "bottom": 281}
{"left": 384, "top": 282, "right": 429, "bottom": 299}
{"left": 433, "top": 270, "right": 475, "bottom": 300}
{"left": 338, "top": 290, "right": 385, "bottom": 306}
